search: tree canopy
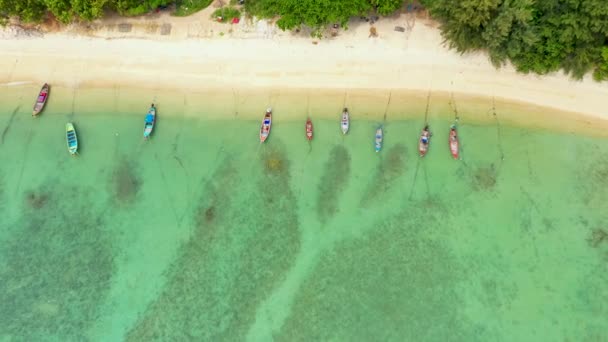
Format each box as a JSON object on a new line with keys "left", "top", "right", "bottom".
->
{"left": 0, "top": 0, "right": 402, "bottom": 25}
{"left": 0, "top": 0, "right": 172, "bottom": 23}
{"left": 420, "top": 0, "right": 608, "bottom": 79}
{"left": 243, "top": 0, "right": 403, "bottom": 31}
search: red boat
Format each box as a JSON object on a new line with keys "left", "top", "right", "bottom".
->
{"left": 32, "top": 83, "right": 50, "bottom": 117}
{"left": 449, "top": 125, "right": 459, "bottom": 159}
{"left": 259, "top": 108, "right": 272, "bottom": 143}
{"left": 419, "top": 125, "right": 430, "bottom": 157}
{"left": 305, "top": 117, "right": 313, "bottom": 141}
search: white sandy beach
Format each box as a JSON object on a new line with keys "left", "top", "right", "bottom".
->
{"left": 0, "top": 7, "right": 607, "bottom": 122}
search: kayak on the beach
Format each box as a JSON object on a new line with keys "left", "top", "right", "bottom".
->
{"left": 66, "top": 122, "right": 78, "bottom": 155}
{"left": 306, "top": 117, "right": 313, "bottom": 141}
{"left": 143, "top": 104, "right": 156, "bottom": 139}
{"left": 375, "top": 126, "right": 383, "bottom": 152}
{"left": 341, "top": 108, "right": 350, "bottom": 135}
{"left": 449, "top": 124, "right": 459, "bottom": 159}
{"left": 33, "top": 83, "right": 50, "bottom": 117}
{"left": 260, "top": 108, "right": 272, "bottom": 143}
{"left": 419, "top": 125, "right": 430, "bottom": 157}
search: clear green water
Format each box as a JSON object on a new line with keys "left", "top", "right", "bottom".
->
{"left": 0, "top": 85, "right": 607, "bottom": 341}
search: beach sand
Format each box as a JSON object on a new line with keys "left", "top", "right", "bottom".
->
{"left": 1, "top": 9, "right": 607, "bottom": 126}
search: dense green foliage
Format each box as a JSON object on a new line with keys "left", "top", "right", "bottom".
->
{"left": 243, "top": 0, "right": 403, "bottom": 31}
{"left": 370, "top": 0, "right": 404, "bottom": 16}
{"left": 421, "top": 0, "right": 608, "bottom": 79}
{"left": 173, "top": 0, "right": 213, "bottom": 17}
{"left": 594, "top": 47, "right": 608, "bottom": 81}
{"left": 211, "top": 6, "right": 240, "bottom": 23}
{"left": 0, "top": 0, "right": 46, "bottom": 22}
{"left": 0, "top": 0, "right": 172, "bottom": 23}
{"left": 114, "top": 0, "right": 171, "bottom": 16}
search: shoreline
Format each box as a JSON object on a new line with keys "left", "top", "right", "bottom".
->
{"left": 1, "top": 84, "right": 605, "bottom": 138}
{"left": 1, "top": 12, "right": 608, "bottom": 131}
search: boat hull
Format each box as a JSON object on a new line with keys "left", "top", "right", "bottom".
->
{"left": 419, "top": 144, "right": 428, "bottom": 157}
{"left": 33, "top": 83, "right": 50, "bottom": 116}
{"left": 66, "top": 122, "right": 78, "bottom": 155}
{"left": 260, "top": 111, "right": 272, "bottom": 143}
{"left": 419, "top": 129, "right": 430, "bottom": 157}
{"left": 375, "top": 128, "right": 383, "bottom": 152}
{"left": 306, "top": 118, "right": 313, "bottom": 141}
{"left": 449, "top": 128, "right": 459, "bottom": 159}
{"left": 143, "top": 106, "right": 156, "bottom": 139}
{"left": 341, "top": 111, "right": 349, "bottom": 135}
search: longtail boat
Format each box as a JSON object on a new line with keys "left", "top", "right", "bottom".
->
{"left": 306, "top": 117, "right": 313, "bottom": 141}
{"left": 260, "top": 108, "right": 272, "bottom": 143}
{"left": 375, "top": 127, "right": 383, "bottom": 152}
{"left": 341, "top": 108, "right": 350, "bottom": 135}
{"left": 143, "top": 104, "right": 156, "bottom": 139}
{"left": 419, "top": 125, "right": 430, "bottom": 157}
{"left": 66, "top": 122, "right": 78, "bottom": 155}
{"left": 449, "top": 125, "right": 459, "bottom": 159}
{"left": 32, "top": 83, "right": 50, "bottom": 116}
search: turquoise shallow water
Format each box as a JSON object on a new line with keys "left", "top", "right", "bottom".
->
{"left": 0, "top": 85, "right": 607, "bottom": 341}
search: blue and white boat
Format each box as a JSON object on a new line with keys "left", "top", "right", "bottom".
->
{"left": 260, "top": 108, "right": 272, "bottom": 143}
{"left": 143, "top": 104, "right": 156, "bottom": 139}
{"left": 375, "top": 127, "right": 383, "bottom": 152}
{"left": 66, "top": 122, "right": 78, "bottom": 155}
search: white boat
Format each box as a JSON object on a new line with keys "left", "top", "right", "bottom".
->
{"left": 66, "top": 122, "right": 78, "bottom": 155}
{"left": 341, "top": 108, "right": 349, "bottom": 135}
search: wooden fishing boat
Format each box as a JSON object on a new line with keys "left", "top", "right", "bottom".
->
{"left": 375, "top": 127, "right": 383, "bottom": 152}
{"left": 341, "top": 108, "right": 350, "bottom": 135}
{"left": 66, "top": 122, "right": 78, "bottom": 155}
{"left": 419, "top": 125, "right": 430, "bottom": 157}
{"left": 306, "top": 117, "right": 313, "bottom": 141}
{"left": 143, "top": 104, "right": 156, "bottom": 139}
{"left": 449, "top": 125, "right": 459, "bottom": 159}
{"left": 260, "top": 108, "right": 272, "bottom": 143}
{"left": 32, "top": 83, "right": 50, "bottom": 116}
